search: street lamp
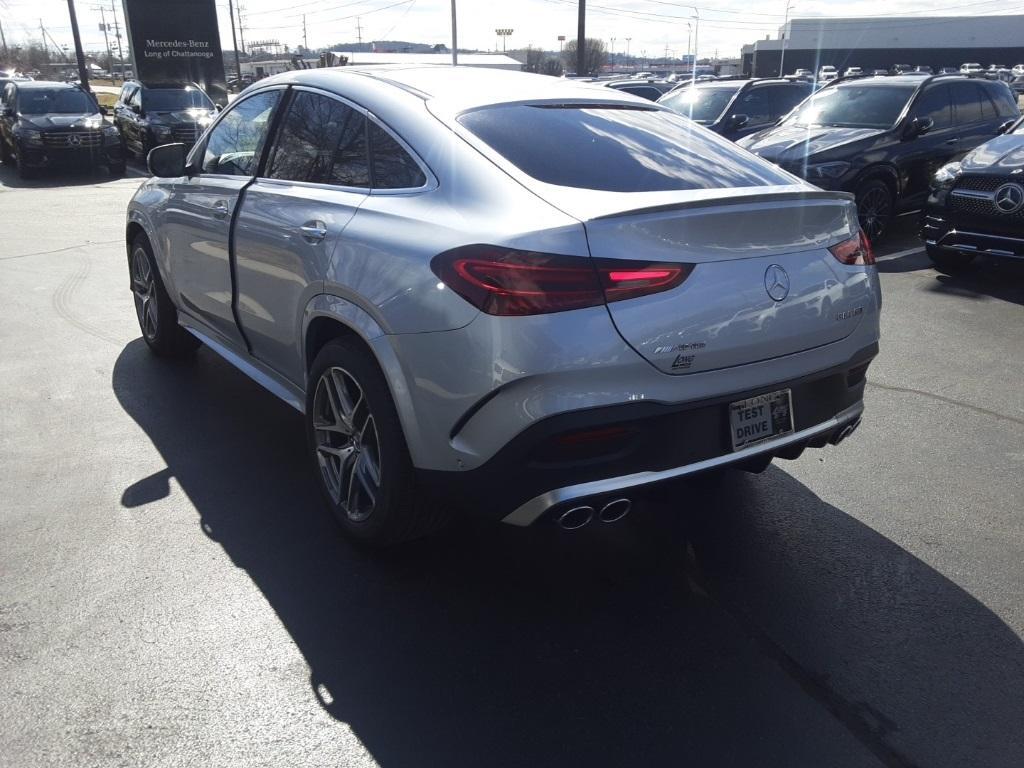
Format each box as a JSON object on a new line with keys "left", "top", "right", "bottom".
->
{"left": 779, "top": 0, "right": 795, "bottom": 77}
{"left": 495, "top": 27, "right": 513, "bottom": 53}
{"left": 690, "top": 6, "right": 700, "bottom": 91}
{"left": 625, "top": 37, "right": 631, "bottom": 66}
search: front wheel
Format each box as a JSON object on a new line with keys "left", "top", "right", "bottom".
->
{"left": 306, "top": 338, "right": 451, "bottom": 547}
{"left": 130, "top": 235, "right": 200, "bottom": 357}
{"left": 926, "top": 244, "right": 976, "bottom": 274}
{"left": 856, "top": 179, "right": 894, "bottom": 244}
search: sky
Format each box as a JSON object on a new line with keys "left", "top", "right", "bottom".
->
{"left": 1, "top": 0, "right": 1020, "bottom": 63}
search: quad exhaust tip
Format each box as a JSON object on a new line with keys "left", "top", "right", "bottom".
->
{"left": 598, "top": 498, "right": 632, "bottom": 523}
{"left": 558, "top": 499, "right": 632, "bottom": 530}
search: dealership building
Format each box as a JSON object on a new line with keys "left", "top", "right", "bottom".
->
{"left": 742, "top": 15, "right": 1024, "bottom": 77}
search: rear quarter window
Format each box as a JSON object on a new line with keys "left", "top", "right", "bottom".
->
{"left": 458, "top": 104, "right": 793, "bottom": 192}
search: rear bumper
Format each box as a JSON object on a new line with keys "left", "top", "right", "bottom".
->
{"left": 418, "top": 343, "right": 876, "bottom": 526}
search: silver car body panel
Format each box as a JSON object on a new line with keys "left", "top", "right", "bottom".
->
{"left": 127, "top": 65, "right": 882, "bottom": 498}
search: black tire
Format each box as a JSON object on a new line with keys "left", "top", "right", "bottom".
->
{"left": 926, "top": 244, "right": 976, "bottom": 274}
{"left": 0, "top": 139, "right": 11, "bottom": 165}
{"left": 855, "top": 178, "right": 894, "bottom": 244}
{"left": 306, "top": 337, "right": 452, "bottom": 548}
{"left": 129, "top": 234, "right": 200, "bottom": 357}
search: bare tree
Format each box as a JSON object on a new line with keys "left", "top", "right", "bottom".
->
{"left": 561, "top": 38, "right": 607, "bottom": 75}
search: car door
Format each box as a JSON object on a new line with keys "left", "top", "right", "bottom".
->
{"left": 950, "top": 81, "right": 1001, "bottom": 156}
{"left": 897, "top": 83, "right": 956, "bottom": 207}
{"left": 113, "top": 83, "right": 133, "bottom": 143}
{"left": 159, "top": 88, "right": 283, "bottom": 349}
{"left": 123, "top": 86, "right": 145, "bottom": 154}
{"left": 233, "top": 87, "right": 370, "bottom": 385}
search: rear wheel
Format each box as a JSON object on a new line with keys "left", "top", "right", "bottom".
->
{"left": 130, "top": 235, "right": 200, "bottom": 357}
{"left": 856, "top": 179, "right": 894, "bottom": 243}
{"left": 306, "top": 337, "right": 451, "bottom": 548}
{"left": 926, "top": 244, "right": 976, "bottom": 274}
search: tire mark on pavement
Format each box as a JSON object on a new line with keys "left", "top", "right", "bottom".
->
{"left": 51, "top": 253, "right": 125, "bottom": 347}
{"left": 867, "top": 380, "right": 1024, "bottom": 426}
{"left": 0, "top": 239, "right": 122, "bottom": 262}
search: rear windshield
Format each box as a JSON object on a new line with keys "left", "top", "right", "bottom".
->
{"left": 785, "top": 85, "right": 915, "bottom": 129}
{"left": 458, "top": 104, "right": 792, "bottom": 192}
{"left": 144, "top": 88, "right": 213, "bottom": 111}
{"left": 17, "top": 88, "right": 95, "bottom": 115}
{"left": 658, "top": 84, "right": 742, "bottom": 124}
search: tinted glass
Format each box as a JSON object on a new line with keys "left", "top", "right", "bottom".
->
{"left": 771, "top": 84, "right": 812, "bottom": 117}
{"left": 129, "top": 88, "right": 141, "bottom": 109}
{"left": 950, "top": 82, "right": 983, "bottom": 123}
{"left": 17, "top": 89, "right": 96, "bottom": 115}
{"left": 912, "top": 85, "right": 951, "bottom": 130}
{"left": 144, "top": 88, "right": 213, "bottom": 111}
{"left": 786, "top": 84, "right": 915, "bottom": 129}
{"left": 977, "top": 85, "right": 997, "bottom": 120}
{"left": 202, "top": 90, "right": 280, "bottom": 176}
{"left": 991, "top": 85, "right": 1021, "bottom": 118}
{"left": 619, "top": 86, "right": 661, "bottom": 101}
{"left": 369, "top": 122, "right": 426, "bottom": 189}
{"left": 267, "top": 91, "right": 368, "bottom": 186}
{"left": 459, "top": 104, "right": 793, "bottom": 192}
{"left": 659, "top": 84, "right": 742, "bottom": 124}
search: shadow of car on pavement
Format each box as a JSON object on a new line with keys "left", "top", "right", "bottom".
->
{"left": 112, "top": 339, "right": 1024, "bottom": 768}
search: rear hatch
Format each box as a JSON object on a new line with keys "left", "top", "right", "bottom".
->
{"left": 583, "top": 191, "right": 872, "bottom": 374}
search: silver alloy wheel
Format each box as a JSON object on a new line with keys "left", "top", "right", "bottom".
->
{"left": 312, "top": 366, "right": 382, "bottom": 523}
{"left": 131, "top": 247, "right": 158, "bottom": 341}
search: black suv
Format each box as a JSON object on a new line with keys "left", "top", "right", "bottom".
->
{"left": 113, "top": 81, "right": 216, "bottom": 160}
{"left": 0, "top": 81, "right": 125, "bottom": 178}
{"left": 658, "top": 78, "right": 813, "bottom": 142}
{"left": 921, "top": 118, "right": 1024, "bottom": 271}
{"left": 738, "top": 75, "right": 1020, "bottom": 241}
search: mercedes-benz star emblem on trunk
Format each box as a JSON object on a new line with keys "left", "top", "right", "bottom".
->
{"left": 764, "top": 264, "right": 790, "bottom": 302}
{"left": 993, "top": 183, "right": 1024, "bottom": 214}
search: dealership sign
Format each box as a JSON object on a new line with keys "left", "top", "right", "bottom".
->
{"left": 121, "top": 0, "right": 228, "bottom": 104}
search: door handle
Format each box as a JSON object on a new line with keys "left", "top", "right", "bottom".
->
{"left": 300, "top": 220, "right": 328, "bottom": 243}
{"left": 211, "top": 199, "right": 230, "bottom": 219}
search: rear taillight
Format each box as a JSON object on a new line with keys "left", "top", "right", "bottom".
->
{"left": 829, "top": 230, "right": 875, "bottom": 266}
{"left": 431, "top": 245, "right": 692, "bottom": 316}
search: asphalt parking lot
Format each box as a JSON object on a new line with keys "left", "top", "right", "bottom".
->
{"left": 1, "top": 162, "right": 1022, "bottom": 768}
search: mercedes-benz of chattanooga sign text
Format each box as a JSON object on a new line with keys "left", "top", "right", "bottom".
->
{"left": 122, "top": 0, "right": 227, "bottom": 104}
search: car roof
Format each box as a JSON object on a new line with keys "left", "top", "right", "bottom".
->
{"left": 259, "top": 65, "right": 649, "bottom": 112}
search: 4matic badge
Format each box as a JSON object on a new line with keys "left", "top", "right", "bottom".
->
{"left": 671, "top": 354, "right": 695, "bottom": 370}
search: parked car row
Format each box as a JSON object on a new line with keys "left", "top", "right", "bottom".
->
{"left": 0, "top": 78, "right": 218, "bottom": 179}
{"left": 658, "top": 74, "right": 1020, "bottom": 242}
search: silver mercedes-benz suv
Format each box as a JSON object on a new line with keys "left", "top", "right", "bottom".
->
{"left": 126, "top": 66, "right": 881, "bottom": 546}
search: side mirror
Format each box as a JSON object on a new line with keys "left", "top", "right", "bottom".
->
{"left": 997, "top": 119, "right": 1016, "bottom": 135}
{"left": 148, "top": 142, "right": 187, "bottom": 178}
{"left": 906, "top": 116, "right": 934, "bottom": 139}
{"left": 98, "top": 105, "right": 109, "bottom": 116}
{"left": 214, "top": 104, "right": 222, "bottom": 113}
{"left": 728, "top": 113, "right": 750, "bottom": 129}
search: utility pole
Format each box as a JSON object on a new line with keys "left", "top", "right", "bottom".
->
{"left": 690, "top": 5, "right": 700, "bottom": 89}
{"left": 237, "top": 2, "right": 247, "bottom": 55}
{"left": 779, "top": 0, "right": 795, "bottom": 77}
{"left": 96, "top": 6, "right": 112, "bottom": 76}
{"left": 302, "top": 14, "right": 308, "bottom": 51}
{"left": 110, "top": 0, "right": 124, "bottom": 80}
{"left": 0, "top": 20, "right": 8, "bottom": 59}
{"left": 450, "top": 0, "right": 457, "bottom": 65}
{"left": 66, "top": 0, "right": 90, "bottom": 91}
{"left": 625, "top": 37, "right": 631, "bottom": 66}
{"left": 356, "top": 17, "right": 362, "bottom": 45}
{"left": 228, "top": 0, "right": 242, "bottom": 79}
{"left": 576, "top": 0, "right": 585, "bottom": 77}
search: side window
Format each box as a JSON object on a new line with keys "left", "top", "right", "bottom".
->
{"left": 266, "top": 91, "right": 368, "bottom": 186}
{"left": 988, "top": 85, "right": 1020, "bottom": 118}
{"left": 913, "top": 85, "right": 952, "bottom": 130}
{"left": 202, "top": 90, "right": 281, "bottom": 176}
{"left": 620, "top": 86, "right": 661, "bottom": 101}
{"left": 369, "top": 121, "right": 426, "bottom": 189}
{"left": 118, "top": 84, "right": 131, "bottom": 103}
{"left": 951, "top": 82, "right": 983, "bottom": 124}
{"left": 771, "top": 85, "right": 811, "bottom": 119}
{"left": 976, "top": 85, "right": 998, "bottom": 120}
{"left": 735, "top": 87, "right": 774, "bottom": 124}
{"left": 128, "top": 88, "right": 142, "bottom": 110}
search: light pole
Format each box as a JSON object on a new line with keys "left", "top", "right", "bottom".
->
{"left": 451, "top": 0, "right": 458, "bottom": 65}
{"left": 685, "top": 22, "right": 691, "bottom": 72}
{"left": 779, "top": 0, "right": 795, "bottom": 77}
{"left": 690, "top": 6, "right": 700, "bottom": 90}
{"left": 610, "top": 36, "right": 615, "bottom": 68}
{"left": 625, "top": 37, "right": 631, "bottom": 66}
{"left": 495, "top": 28, "right": 512, "bottom": 53}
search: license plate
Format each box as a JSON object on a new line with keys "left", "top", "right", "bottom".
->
{"left": 729, "top": 389, "right": 794, "bottom": 451}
